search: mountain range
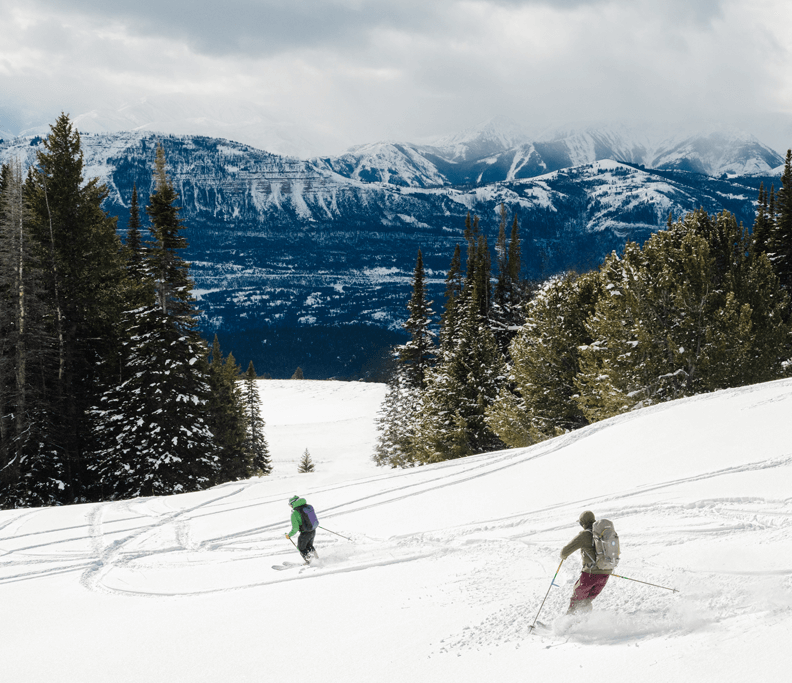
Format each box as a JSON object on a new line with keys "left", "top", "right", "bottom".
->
{"left": 0, "top": 118, "right": 784, "bottom": 378}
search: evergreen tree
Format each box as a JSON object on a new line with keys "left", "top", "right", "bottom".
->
{"left": 25, "top": 114, "right": 126, "bottom": 501}
{"left": 0, "top": 160, "right": 64, "bottom": 507}
{"left": 490, "top": 205, "right": 528, "bottom": 355}
{"left": 440, "top": 244, "right": 463, "bottom": 351}
{"left": 486, "top": 271, "right": 600, "bottom": 447}
{"left": 411, "top": 288, "right": 506, "bottom": 462}
{"left": 89, "top": 307, "right": 219, "bottom": 499}
{"left": 752, "top": 182, "right": 771, "bottom": 256}
{"left": 298, "top": 448, "right": 315, "bottom": 473}
{"left": 291, "top": 367, "right": 304, "bottom": 379}
{"left": 575, "top": 210, "right": 790, "bottom": 423}
{"left": 242, "top": 361, "right": 271, "bottom": 475}
{"left": 122, "top": 183, "right": 153, "bottom": 310}
{"left": 89, "top": 146, "right": 220, "bottom": 499}
{"left": 768, "top": 150, "right": 792, "bottom": 292}
{"left": 399, "top": 249, "right": 437, "bottom": 390}
{"left": 207, "top": 336, "right": 251, "bottom": 482}
{"left": 374, "top": 251, "right": 436, "bottom": 468}
{"left": 373, "top": 365, "right": 421, "bottom": 468}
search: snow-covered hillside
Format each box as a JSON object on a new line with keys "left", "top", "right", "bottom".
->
{"left": 2, "top": 378, "right": 790, "bottom": 682}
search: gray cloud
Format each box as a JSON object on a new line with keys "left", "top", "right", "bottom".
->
{"left": 2, "top": 0, "right": 791, "bottom": 155}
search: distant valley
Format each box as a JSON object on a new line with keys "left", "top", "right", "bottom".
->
{"left": 1, "top": 120, "right": 783, "bottom": 378}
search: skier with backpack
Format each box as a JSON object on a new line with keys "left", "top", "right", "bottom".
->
{"left": 286, "top": 495, "right": 319, "bottom": 562}
{"left": 560, "top": 510, "right": 620, "bottom": 614}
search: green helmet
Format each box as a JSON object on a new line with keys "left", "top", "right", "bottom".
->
{"left": 288, "top": 495, "right": 300, "bottom": 507}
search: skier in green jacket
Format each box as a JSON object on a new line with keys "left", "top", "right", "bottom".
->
{"left": 285, "top": 495, "right": 318, "bottom": 562}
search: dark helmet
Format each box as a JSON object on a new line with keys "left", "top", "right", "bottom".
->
{"left": 288, "top": 495, "right": 300, "bottom": 507}
{"left": 579, "top": 510, "right": 596, "bottom": 528}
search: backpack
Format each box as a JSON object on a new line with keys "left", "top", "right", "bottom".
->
{"left": 297, "top": 504, "right": 319, "bottom": 532}
{"left": 591, "top": 519, "right": 620, "bottom": 571}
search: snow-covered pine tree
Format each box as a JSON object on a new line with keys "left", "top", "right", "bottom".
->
{"left": 207, "top": 336, "right": 251, "bottom": 482}
{"left": 486, "top": 270, "right": 600, "bottom": 447}
{"left": 399, "top": 249, "right": 437, "bottom": 390}
{"left": 374, "top": 250, "right": 437, "bottom": 467}
{"left": 490, "top": 204, "right": 530, "bottom": 356}
{"left": 411, "top": 286, "right": 506, "bottom": 463}
{"left": 0, "top": 160, "right": 65, "bottom": 508}
{"left": 89, "top": 146, "right": 220, "bottom": 499}
{"left": 373, "top": 365, "right": 421, "bottom": 468}
{"left": 121, "top": 183, "right": 153, "bottom": 311}
{"left": 439, "top": 244, "right": 463, "bottom": 352}
{"left": 767, "top": 150, "right": 792, "bottom": 294}
{"left": 575, "top": 210, "right": 790, "bottom": 423}
{"left": 298, "top": 448, "right": 315, "bottom": 473}
{"left": 242, "top": 361, "right": 271, "bottom": 475}
{"left": 25, "top": 114, "right": 127, "bottom": 501}
{"left": 751, "top": 182, "right": 771, "bottom": 256}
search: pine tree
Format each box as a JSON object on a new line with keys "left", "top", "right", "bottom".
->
{"left": 374, "top": 251, "right": 436, "bottom": 468}
{"left": 242, "top": 361, "right": 271, "bottom": 475}
{"left": 25, "top": 114, "right": 126, "bottom": 501}
{"left": 373, "top": 365, "right": 421, "bottom": 468}
{"left": 490, "top": 205, "right": 528, "bottom": 355}
{"left": 399, "top": 249, "right": 437, "bottom": 390}
{"left": 89, "top": 146, "right": 220, "bottom": 499}
{"left": 298, "top": 448, "right": 315, "bottom": 473}
{"left": 411, "top": 288, "right": 506, "bottom": 462}
{"left": 768, "top": 150, "right": 792, "bottom": 292}
{"left": 752, "top": 182, "right": 771, "bottom": 256}
{"left": 0, "top": 160, "right": 64, "bottom": 507}
{"left": 486, "top": 271, "right": 600, "bottom": 447}
{"left": 440, "top": 244, "right": 463, "bottom": 351}
{"left": 122, "top": 183, "right": 153, "bottom": 310}
{"left": 291, "top": 367, "right": 304, "bottom": 379}
{"left": 575, "top": 210, "right": 790, "bottom": 423}
{"left": 207, "top": 336, "right": 251, "bottom": 482}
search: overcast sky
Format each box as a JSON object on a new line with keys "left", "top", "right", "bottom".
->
{"left": 2, "top": 0, "right": 792, "bottom": 155}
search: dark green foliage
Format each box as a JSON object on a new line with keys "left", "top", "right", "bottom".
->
{"left": 242, "top": 361, "right": 271, "bottom": 475}
{"left": 399, "top": 249, "right": 437, "bottom": 390}
{"left": 22, "top": 114, "right": 127, "bottom": 501}
{"left": 374, "top": 250, "right": 437, "bottom": 467}
{"left": 89, "top": 146, "right": 223, "bottom": 500}
{"left": 767, "top": 150, "right": 792, "bottom": 292}
{"left": 412, "top": 292, "right": 506, "bottom": 462}
{"left": 575, "top": 210, "right": 790, "bottom": 422}
{"left": 207, "top": 336, "right": 252, "bottom": 482}
{"left": 89, "top": 306, "right": 219, "bottom": 499}
{"left": 487, "top": 271, "right": 600, "bottom": 446}
{"left": 0, "top": 160, "right": 65, "bottom": 507}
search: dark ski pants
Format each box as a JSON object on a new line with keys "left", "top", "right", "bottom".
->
{"left": 297, "top": 530, "right": 316, "bottom": 558}
{"left": 568, "top": 571, "right": 610, "bottom": 613}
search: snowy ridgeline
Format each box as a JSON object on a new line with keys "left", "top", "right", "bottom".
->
{"left": 1, "top": 378, "right": 791, "bottom": 683}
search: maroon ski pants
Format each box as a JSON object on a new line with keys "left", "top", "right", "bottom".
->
{"left": 568, "top": 571, "right": 610, "bottom": 613}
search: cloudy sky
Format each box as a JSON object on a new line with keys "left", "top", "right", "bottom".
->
{"left": 2, "top": 0, "right": 792, "bottom": 156}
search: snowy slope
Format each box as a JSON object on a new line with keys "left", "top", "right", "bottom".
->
{"left": 2, "top": 378, "right": 791, "bottom": 682}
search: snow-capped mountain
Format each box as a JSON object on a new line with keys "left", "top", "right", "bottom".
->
{"left": 323, "top": 121, "right": 784, "bottom": 188}
{"left": 0, "top": 128, "right": 775, "bottom": 377}
{"left": 428, "top": 115, "right": 533, "bottom": 161}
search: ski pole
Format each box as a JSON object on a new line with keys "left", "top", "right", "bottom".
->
{"left": 319, "top": 525, "right": 353, "bottom": 542}
{"left": 285, "top": 534, "right": 308, "bottom": 564}
{"left": 529, "top": 559, "right": 564, "bottom": 633}
{"left": 611, "top": 573, "right": 678, "bottom": 593}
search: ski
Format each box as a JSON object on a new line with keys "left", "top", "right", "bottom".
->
{"left": 271, "top": 561, "right": 307, "bottom": 571}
